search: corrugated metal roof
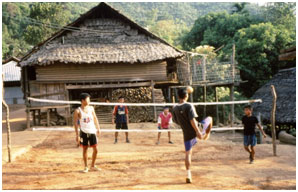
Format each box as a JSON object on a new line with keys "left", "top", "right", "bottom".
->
{"left": 2, "top": 60, "right": 21, "bottom": 82}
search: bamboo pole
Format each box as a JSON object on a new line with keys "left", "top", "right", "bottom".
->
{"left": 271, "top": 85, "right": 277, "bottom": 156}
{"left": 2, "top": 74, "right": 12, "bottom": 162}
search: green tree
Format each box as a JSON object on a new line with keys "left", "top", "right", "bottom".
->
{"left": 181, "top": 12, "right": 254, "bottom": 52}
{"left": 231, "top": 2, "right": 249, "bottom": 15}
{"left": 264, "top": 2, "right": 296, "bottom": 32}
{"left": 24, "top": 3, "right": 70, "bottom": 45}
{"left": 234, "top": 23, "right": 295, "bottom": 97}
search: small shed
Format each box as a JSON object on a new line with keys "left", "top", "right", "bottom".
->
{"left": 2, "top": 57, "right": 24, "bottom": 105}
{"left": 19, "top": 2, "right": 184, "bottom": 127}
{"left": 252, "top": 67, "right": 296, "bottom": 125}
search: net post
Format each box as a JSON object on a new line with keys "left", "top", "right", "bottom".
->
{"left": 271, "top": 85, "right": 277, "bottom": 156}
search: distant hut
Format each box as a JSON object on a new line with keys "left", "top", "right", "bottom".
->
{"left": 19, "top": 2, "right": 184, "bottom": 127}
{"left": 252, "top": 67, "right": 296, "bottom": 125}
{"left": 2, "top": 57, "right": 24, "bottom": 105}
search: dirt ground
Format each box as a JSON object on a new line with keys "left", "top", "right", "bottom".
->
{"left": 2, "top": 123, "right": 296, "bottom": 190}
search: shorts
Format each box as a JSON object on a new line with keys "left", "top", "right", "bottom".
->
{"left": 116, "top": 123, "right": 128, "bottom": 130}
{"left": 158, "top": 125, "right": 169, "bottom": 130}
{"left": 80, "top": 131, "right": 97, "bottom": 148}
{"left": 244, "top": 134, "right": 257, "bottom": 147}
{"left": 200, "top": 117, "right": 212, "bottom": 134}
{"left": 184, "top": 138, "right": 197, "bottom": 151}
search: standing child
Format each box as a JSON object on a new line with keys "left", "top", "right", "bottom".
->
{"left": 73, "top": 93, "right": 101, "bottom": 173}
{"left": 242, "top": 105, "right": 266, "bottom": 164}
{"left": 112, "top": 96, "right": 130, "bottom": 144}
{"left": 156, "top": 107, "right": 173, "bottom": 145}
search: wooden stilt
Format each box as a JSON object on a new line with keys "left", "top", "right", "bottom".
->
{"left": 151, "top": 81, "right": 157, "bottom": 122}
{"left": 215, "top": 87, "right": 219, "bottom": 126}
{"left": 203, "top": 85, "right": 207, "bottom": 117}
{"left": 47, "top": 109, "right": 50, "bottom": 127}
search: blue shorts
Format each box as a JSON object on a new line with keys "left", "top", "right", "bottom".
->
{"left": 184, "top": 138, "right": 197, "bottom": 151}
{"left": 244, "top": 134, "right": 257, "bottom": 147}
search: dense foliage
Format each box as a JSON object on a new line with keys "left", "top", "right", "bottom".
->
{"left": 182, "top": 2, "right": 296, "bottom": 97}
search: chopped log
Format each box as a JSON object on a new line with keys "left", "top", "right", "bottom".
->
{"left": 278, "top": 131, "right": 296, "bottom": 145}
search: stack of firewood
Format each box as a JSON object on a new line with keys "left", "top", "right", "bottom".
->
{"left": 110, "top": 87, "right": 165, "bottom": 123}
{"left": 40, "top": 110, "right": 67, "bottom": 126}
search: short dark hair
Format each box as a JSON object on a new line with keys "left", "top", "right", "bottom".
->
{"left": 118, "top": 96, "right": 124, "bottom": 100}
{"left": 178, "top": 88, "right": 188, "bottom": 99}
{"left": 80, "top": 93, "right": 90, "bottom": 102}
{"left": 244, "top": 105, "right": 252, "bottom": 110}
{"left": 163, "top": 106, "right": 169, "bottom": 110}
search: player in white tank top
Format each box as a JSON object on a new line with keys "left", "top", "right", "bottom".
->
{"left": 73, "top": 93, "right": 101, "bottom": 173}
{"left": 78, "top": 107, "right": 97, "bottom": 134}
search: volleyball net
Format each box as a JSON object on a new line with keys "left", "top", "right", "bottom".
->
{"left": 27, "top": 97, "right": 262, "bottom": 133}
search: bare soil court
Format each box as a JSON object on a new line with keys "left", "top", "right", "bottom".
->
{"left": 2, "top": 123, "right": 296, "bottom": 190}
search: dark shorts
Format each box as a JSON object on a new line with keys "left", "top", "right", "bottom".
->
{"left": 184, "top": 138, "right": 197, "bottom": 151}
{"left": 158, "top": 125, "right": 169, "bottom": 130}
{"left": 244, "top": 134, "right": 257, "bottom": 147}
{"left": 80, "top": 131, "right": 97, "bottom": 148}
{"left": 116, "top": 123, "right": 128, "bottom": 130}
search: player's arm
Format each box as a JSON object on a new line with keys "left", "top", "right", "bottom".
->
{"left": 257, "top": 123, "right": 266, "bottom": 138}
{"left": 157, "top": 115, "right": 161, "bottom": 129}
{"left": 73, "top": 109, "right": 80, "bottom": 144}
{"left": 91, "top": 106, "right": 100, "bottom": 132}
{"left": 168, "top": 115, "right": 173, "bottom": 129}
{"left": 188, "top": 105, "right": 202, "bottom": 139}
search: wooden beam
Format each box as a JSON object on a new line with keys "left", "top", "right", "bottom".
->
{"left": 66, "top": 82, "right": 151, "bottom": 89}
{"left": 29, "top": 105, "right": 70, "bottom": 110}
{"left": 31, "top": 91, "right": 66, "bottom": 98}
{"left": 278, "top": 51, "right": 296, "bottom": 61}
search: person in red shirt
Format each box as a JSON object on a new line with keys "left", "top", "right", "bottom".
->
{"left": 156, "top": 107, "right": 173, "bottom": 145}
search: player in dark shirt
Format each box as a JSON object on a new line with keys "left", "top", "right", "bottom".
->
{"left": 172, "top": 88, "right": 212, "bottom": 184}
{"left": 242, "top": 105, "right": 266, "bottom": 164}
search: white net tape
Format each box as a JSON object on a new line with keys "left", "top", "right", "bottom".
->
{"left": 28, "top": 97, "right": 262, "bottom": 106}
{"left": 32, "top": 127, "right": 244, "bottom": 132}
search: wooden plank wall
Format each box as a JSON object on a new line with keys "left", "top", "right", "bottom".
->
{"left": 35, "top": 61, "right": 168, "bottom": 82}
{"left": 29, "top": 82, "right": 66, "bottom": 106}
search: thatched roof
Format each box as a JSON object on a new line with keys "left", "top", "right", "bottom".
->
{"left": 252, "top": 67, "right": 296, "bottom": 124}
{"left": 19, "top": 2, "right": 183, "bottom": 67}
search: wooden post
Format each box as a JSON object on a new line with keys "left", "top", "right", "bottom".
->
{"left": 190, "top": 85, "right": 194, "bottom": 102}
{"left": 203, "top": 85, "right": 207, "bottom": 117}
{"left": 232, "top": 44, "right": 235, "bottom": 82}
{"left": 222, "top": 104, "right": 226, "bottom": 125}
{"left": 230, "top": 85, "right": 235, "bottom": 127}
{"left": 151, "top": 81, "right": 157, "bottom": 122}
{"left": 47, "top": 109, "right": 50, "bottom": 126}
{"left": 271, "top": 85, "right": 277, "bottom": 156}
{"left": 32, "top": 110, "right": 36, "bottom": 126}
{"left": 167, "top": 87, "right": 171, "bottom": 103}
{"left": 215, "top": 87, "right": 219, "bottom": 126}
{"left": 38, "top": 109, "right": 41, "bottom": 125}
{"left": 174, "top": 88, "right": 178, "bottom": 103}
{"left": 2, "top": 74, "right": 11, "bottom": 162}
{"left": 24, "top": 67, "right": 31, "bottom": 129}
